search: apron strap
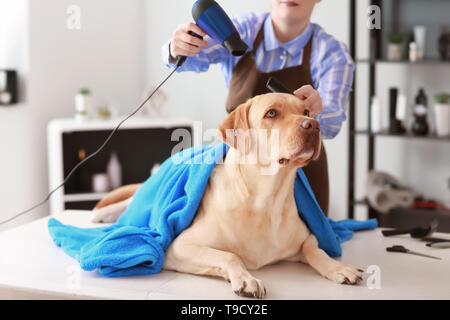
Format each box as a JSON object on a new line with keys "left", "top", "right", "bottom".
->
{"left": 301, "top": 34, "right": 313, "bottom": 70}
{"left": 251, "top": 23, "right": 266, "bottom": 56}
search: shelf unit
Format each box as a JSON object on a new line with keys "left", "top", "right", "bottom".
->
{"left": 354, "top": 130, "right": 450, "bottom": 142}
{"left": 356, "top": 59, "right": 450, "bottom": 65}
{"left": 348, "top": 0, "right": 450, "bottom": 221}
{"left": 47, "top": 117, "right": 196, "bottom": 215}
{"left": 63, "top": 192, "right": 110, "bottom": 202}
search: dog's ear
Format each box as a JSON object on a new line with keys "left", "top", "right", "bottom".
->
{"left": 218, "top": 99, "right": 252, "bottom": 154}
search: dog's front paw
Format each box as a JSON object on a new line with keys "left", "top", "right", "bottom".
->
{"left": 324, "top": 263, "right": 364, "bottom": 285}
{"left": 231, "top": 274, "right": 266, "bottom": 299}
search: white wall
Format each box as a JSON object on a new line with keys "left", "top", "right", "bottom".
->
{"left": 0, "top": 0, "right": 28, "bottom": 99}
{"left": 0, "top": 0, "right": 146, "bottom": 230}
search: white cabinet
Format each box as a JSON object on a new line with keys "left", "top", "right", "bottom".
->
{"left": 47, "top": 117, "right": 195, "bottom": 215}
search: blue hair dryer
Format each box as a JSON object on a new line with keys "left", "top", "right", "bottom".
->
{"left": 192, "top": 0, "right": 248, "bottom": 56}
{"left": 175, "top": 0, "right": 248, "bottom": 67}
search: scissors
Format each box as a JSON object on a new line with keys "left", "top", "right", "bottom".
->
{"left": 386, "top": 245, "right": 442, "bottom": 260}
{"left": 426, "top": 241, "right": 450, "bottom": 249}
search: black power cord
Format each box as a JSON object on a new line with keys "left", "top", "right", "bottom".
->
{"left": 0, "top": 64, "right": 182, "bottom": 227}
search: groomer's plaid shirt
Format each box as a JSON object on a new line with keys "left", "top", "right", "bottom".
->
{"left": 162, "top": 12, "right": 354, "bottom": 139}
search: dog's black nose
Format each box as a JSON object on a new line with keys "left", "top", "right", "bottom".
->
{"left": 300, "top": 119, "right": 319, "bottom": 131}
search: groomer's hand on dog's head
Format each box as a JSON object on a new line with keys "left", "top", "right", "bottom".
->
{"left": 218, "top": 93, "right": 321, "bottom": 169}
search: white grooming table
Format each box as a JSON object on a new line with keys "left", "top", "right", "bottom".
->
{"left": 1, "top": 210, "right": 449, "bottom": 300}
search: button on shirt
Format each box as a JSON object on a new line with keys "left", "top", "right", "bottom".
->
{"left": 162, "top": 12, "right": 354, "bottom": 139}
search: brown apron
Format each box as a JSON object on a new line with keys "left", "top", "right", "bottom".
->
{"left": 225, "top": 23, "right": 329, "bottom": 216}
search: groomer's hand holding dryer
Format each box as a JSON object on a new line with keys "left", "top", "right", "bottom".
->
{"left": 169, "top": 23, "right": 209, "bottom": 62}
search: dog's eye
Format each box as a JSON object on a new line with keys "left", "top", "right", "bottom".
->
{"left": 303, "top": 109, "right": 310, "bottom": 117}
{"left": 265, "top": 109, "right": 277, "bottom": 118}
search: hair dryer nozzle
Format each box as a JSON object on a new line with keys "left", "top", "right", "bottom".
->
{"left": 223, "top": 32, "right": 248, "bottom": 56}
{"left": 192, "top": 0, "right": 248, "bottom": 56}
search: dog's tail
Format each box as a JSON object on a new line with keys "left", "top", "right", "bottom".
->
{"left": 94, "top": 183, "right": 142, "bottom": 209}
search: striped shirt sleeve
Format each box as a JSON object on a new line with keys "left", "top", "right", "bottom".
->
{"left": 311, "top": 30, "right": 354, "bottom": 139}
{"left": 161, "top": 34, "right": 228, "bottom": 73}
{"left": 161, "top": 12, "right": 263, "bottom": 74}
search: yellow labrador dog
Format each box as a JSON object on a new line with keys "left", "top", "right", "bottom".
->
{"left": 92, "top": 93, "right": 363, "bottom": 298}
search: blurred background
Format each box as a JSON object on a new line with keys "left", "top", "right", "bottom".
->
{"left": 0, "top": 0, "right": 449, "bottom": 231}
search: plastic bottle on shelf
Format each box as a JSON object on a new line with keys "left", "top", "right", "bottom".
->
{"left": 75, "top": 88, "right": 91, "bottom": 121}
{"left": 411, "top": 88, "right": 429, "bottom": 136}
{"left": 370, "top": 96, "right": 382, "bottom": 133}
{"left": 409, "top": 42, "right": 418, "bottom": 62}
{"left": 396, "top": 93, "right": 407, "bottom": 131}
{"left": 107, "top": 152, "right": 122, "bottom": 189}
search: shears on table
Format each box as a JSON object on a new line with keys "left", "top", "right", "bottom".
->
{"left": 386, "top": 245, "right": 441, "bottom": 260}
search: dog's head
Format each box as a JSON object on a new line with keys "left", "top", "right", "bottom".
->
{"left": 218, "top": 93, "right": 321, "bottom": 168}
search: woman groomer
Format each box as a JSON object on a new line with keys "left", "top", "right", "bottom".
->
{"left": 161, "top": 0, "right": 354, "bottom": 216}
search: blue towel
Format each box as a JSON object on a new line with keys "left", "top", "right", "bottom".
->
{"left": 48, "top": 143, "right": 377, "bottom": 277}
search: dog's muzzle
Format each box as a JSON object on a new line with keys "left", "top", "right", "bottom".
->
{"left": 278, "top": 119, "right": 321, "bottom": 165}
